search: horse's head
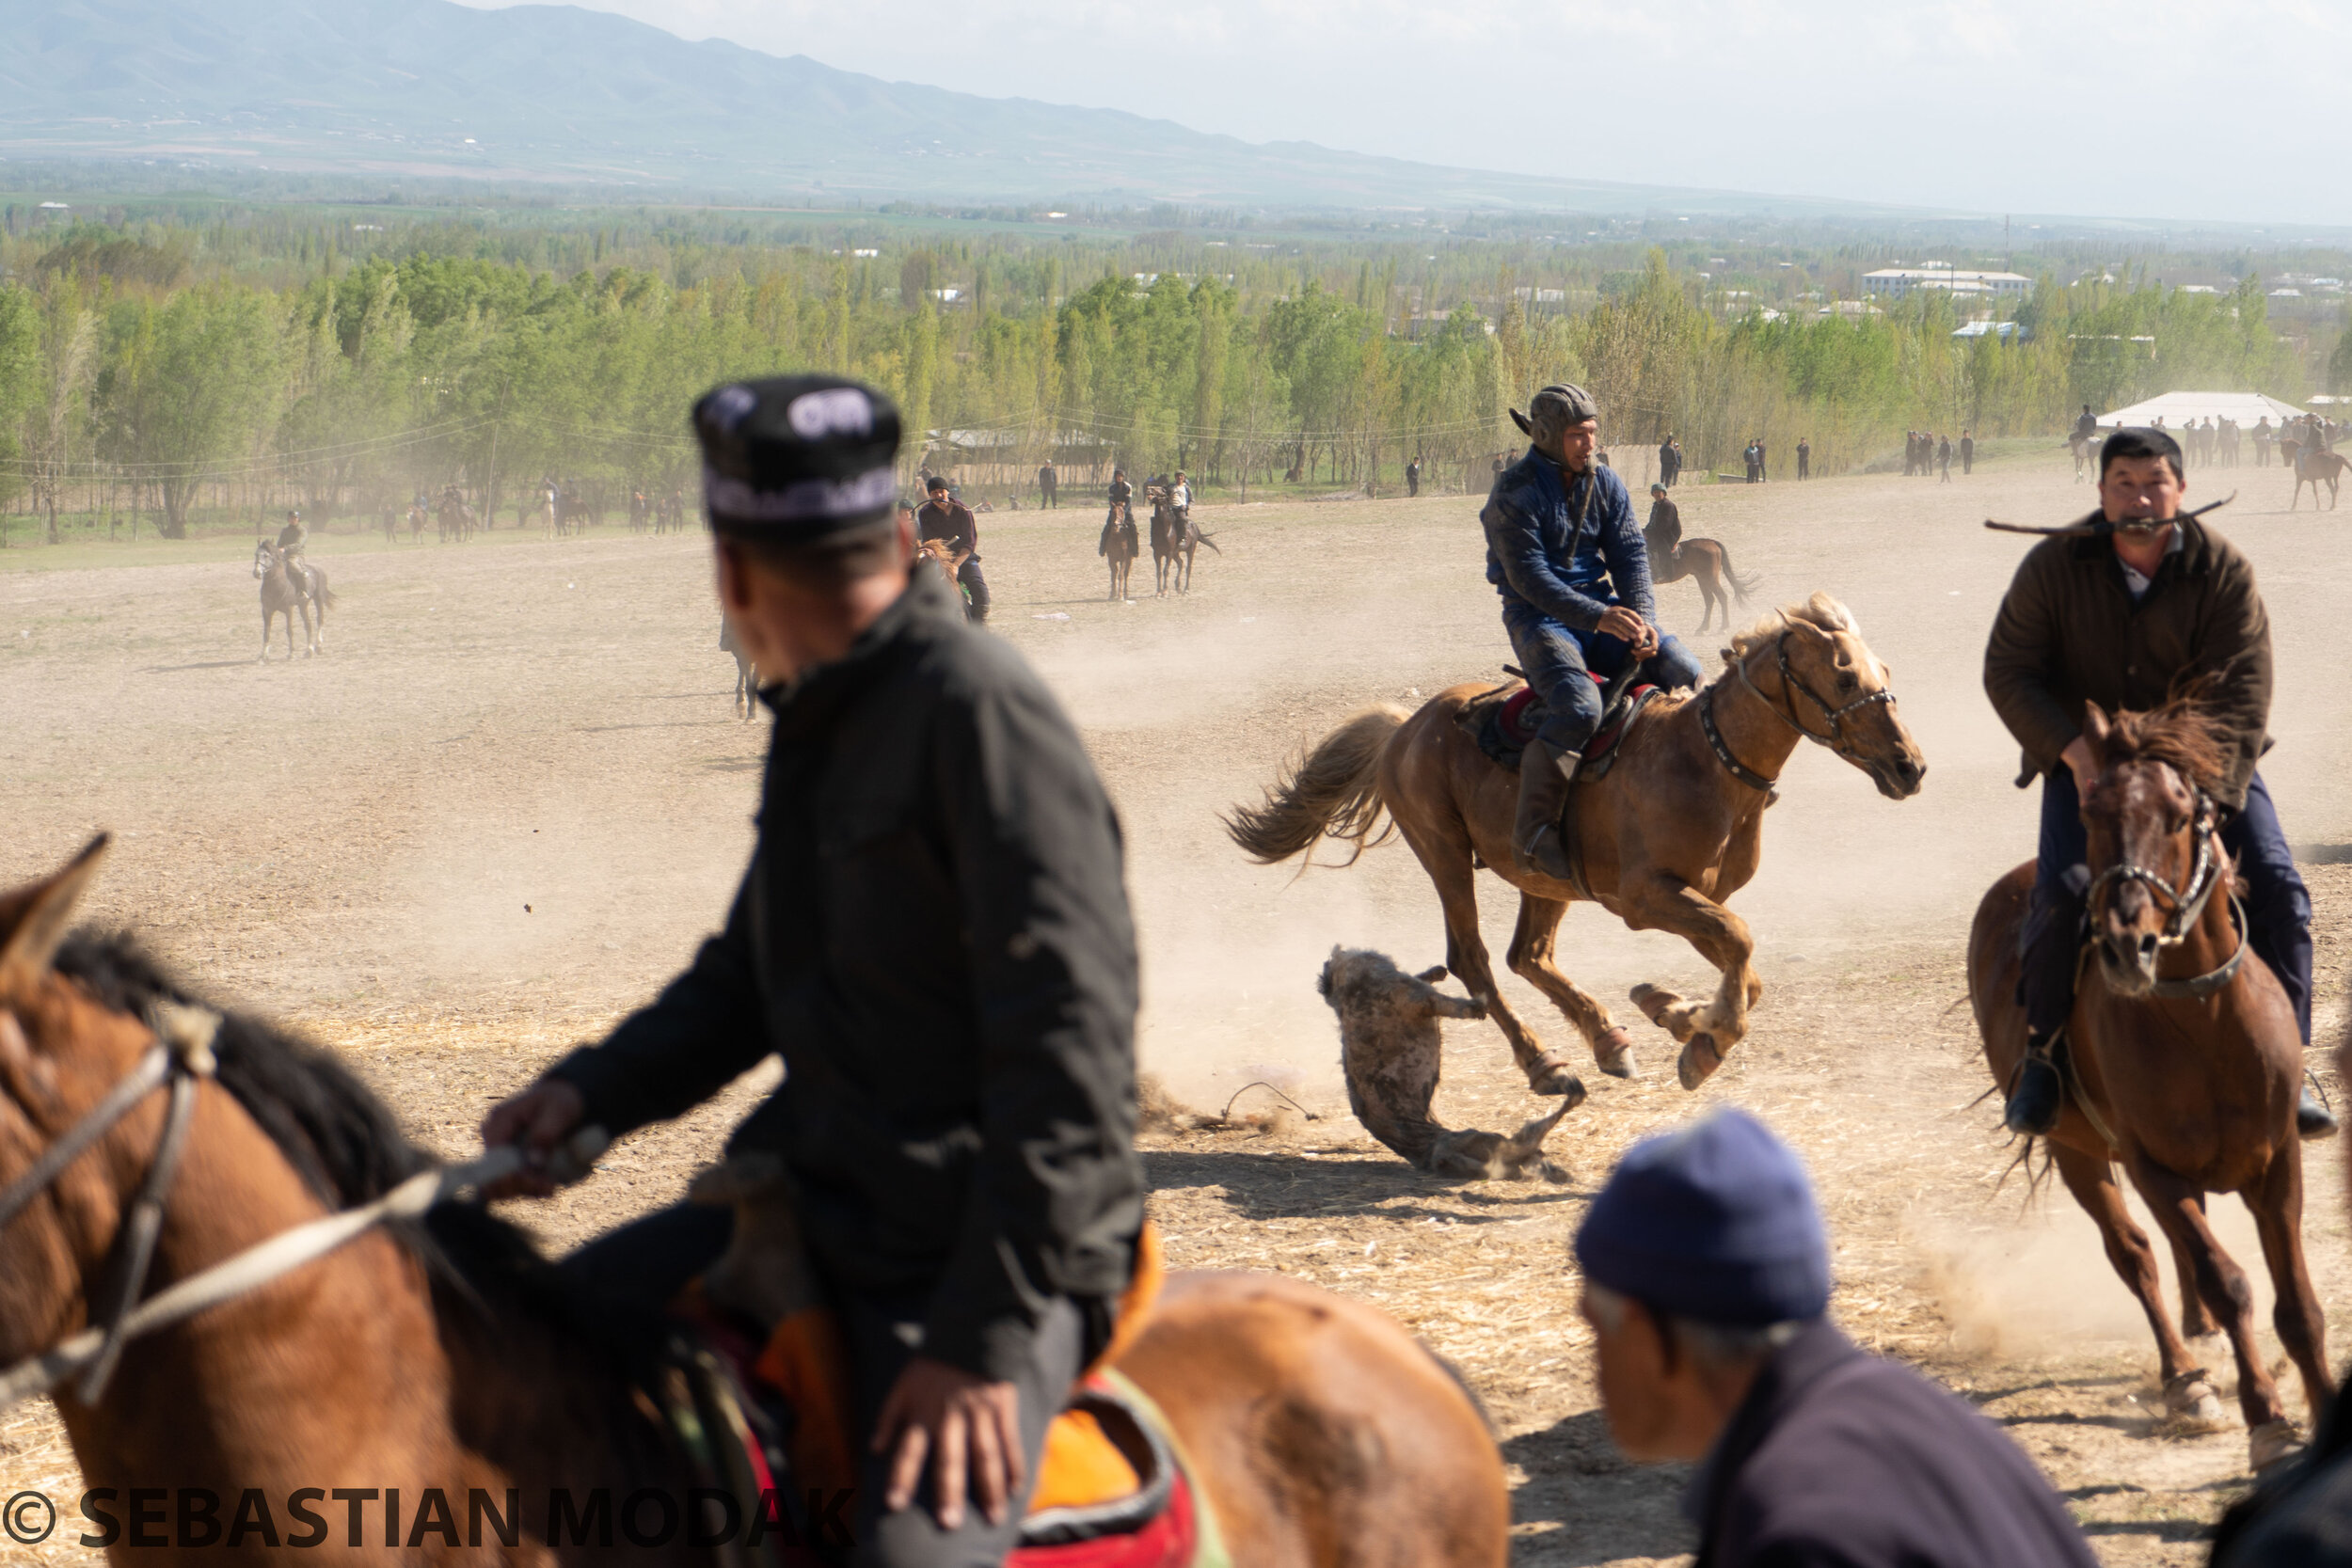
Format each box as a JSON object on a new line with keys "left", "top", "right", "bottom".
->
{"left": 251, "top": 541, "right": 277, "bottom": 579}
{"left": 2077, "top": 700, "right": 2229, "bottom": 996}
{"left": 1732, "top": 592, "right": 1925, "bottom": 800}
{"left": 0, "top": 836, "right": 158, "bottom": 1367}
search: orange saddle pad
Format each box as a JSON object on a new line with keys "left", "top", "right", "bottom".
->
{"left": 748, "top": 1223, "right": 1168, "bottom": 1515}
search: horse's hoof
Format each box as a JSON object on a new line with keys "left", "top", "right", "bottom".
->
{"left": 1528, "top": 1055, "right": 1587, "bottom": 1105}
{"left": 2251, "top": 1419, "right": 2306, "bottom": 1474}
{"left": 1677, "top": 1034, "right": 1724, "bottom": 1091}
{"left": 2161, "top": 1370, "right": 2227, "bottom": 1431}
{"left": 1593, "top": 1025, "right": 1636, "bottom": 1079}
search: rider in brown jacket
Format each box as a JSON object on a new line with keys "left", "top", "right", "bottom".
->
{"left": 1983, "top": 425, "right": 2332, "bottom": 1138}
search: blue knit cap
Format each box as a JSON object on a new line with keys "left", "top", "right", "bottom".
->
{"left": 1575, "top": 1107, "right": 1831, "bottom": 1326}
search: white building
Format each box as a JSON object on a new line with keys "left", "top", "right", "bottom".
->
{"left": 1862, "top": 266, "right": 2031, "bottom": 300}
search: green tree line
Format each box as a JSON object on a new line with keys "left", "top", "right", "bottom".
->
{"left": 0, "top": 223, "right": 2331, "bottom": 541}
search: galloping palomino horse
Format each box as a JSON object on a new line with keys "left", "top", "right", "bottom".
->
{"left": 1969, "top": 699, "right": 2328, "bottom": 1475}
{"left": 1100, "top": 500, "right": 1140, "bottom": 600}
{"left": 0, "top": 839, "right": 1511, "bottom": 1568}
{"left": 1229, "top": 595, "right": 1925, "bottom": 1098}
{"left": 251, "top": 540, "right": 334, "bottom": 661}
{"left": 1646, "top": 531, "right": 1761, "bottom": 633}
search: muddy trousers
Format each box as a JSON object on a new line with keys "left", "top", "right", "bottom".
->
{"left": 1502, "top": 610, "right": 1704, "bottom": 755}
{"left": 562, "top": 1203, "right": 1083, "bottom": 1568}
{"left": 2022, "top": 768, "right": 2311, "bottom": 1043}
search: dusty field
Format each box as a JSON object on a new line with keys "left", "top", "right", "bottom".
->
{"left": 4, "top": 450, "right": 2351, "bottom": 1564}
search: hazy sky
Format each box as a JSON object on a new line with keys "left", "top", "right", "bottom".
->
{"left": 464, "top": 0, "right": 2350, "bottom": 226}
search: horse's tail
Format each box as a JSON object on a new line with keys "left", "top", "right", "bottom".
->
{"left": 314, "top": 582, "right": 339, "bottom": 610}
{"left": 1223, "top": 705, "right": 1407, "bottom": 866}
{"left": 1716, "top": 542, "right": 1762, "bottom": 603}
{"left": 1195, "top": 530, "right": 1221, "bottom": 553}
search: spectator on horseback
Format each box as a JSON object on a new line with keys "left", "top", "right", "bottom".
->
{"left": 1985, "top": 425, "right": 2335, "bottom": 1140}
{"left": 1169, "top": 468, "right": 1193, "bottom": 534}
{"left": 1106, "top": 467, "right": 1133, "bottom": 530}
{"left": 479, "top": 375, "right": 1142, "bottom": 1565}
{"left": 1578, "top": 1108, "right": 2100, "bottom": 1568}
{"left": 1645, "top": 483, "right": 1682, "bottom": 565}
{"left": 1484, "top": 383, "right": 1705, "bottom": 883}
{"left": 918, "top": 472, "right": 991, "bottom": 624}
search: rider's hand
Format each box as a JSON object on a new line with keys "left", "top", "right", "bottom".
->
{"left": 874, "top": 1356, "right": 1025, "bottom": 1529}
{"left": 1597, "top": 606, "right": 1658, "bottom": 656}
{"left": 479, "top": 1078, "right": 587, "bottom": 1199}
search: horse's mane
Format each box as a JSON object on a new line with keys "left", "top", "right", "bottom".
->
{"left": 1724, "top": 591, "right": 1858, "bottom": 657}
{"left": 48, "top": 932, "right": 637, "bottom": 1348}
{"left": 2099, "top": 696, "right": 2233, "bottom": 797}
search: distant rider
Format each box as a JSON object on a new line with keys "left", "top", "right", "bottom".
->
{"left": 917, "top": 474, "right": 990, "bottom": 624}
{"left": 1484, "top": 384, "right": 1705, "bottom": 882}
{"left": 1105, "top": 467, "right": 1133, "bottom": 531}
{"left": 1169, "top": 469, "right": 1193, "bottom": 537}
{"left": 1984, "top": 425, "right": 2335, "bottom": 1139}
{"left": 1645, "top": 483, "right": 1682, "bottom": 568}
{"left": 275, "top": 509, "right": 313, "bottom": 591}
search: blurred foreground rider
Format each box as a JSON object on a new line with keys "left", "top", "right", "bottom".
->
{"left": 917, "top": 473, "right": 991, "bottom": 623}
{"left": 1578, "top": 1109, "right": 2099, "bottom": 1568}
{"left": 480, "top": 374, "right": 1144, "bottom": 1566}
{"left": 1984, "top": 425, "right": 2334, "bottom": 1140}
{"left": 1483, "top": 383, "right": 1704, "bottom": 882}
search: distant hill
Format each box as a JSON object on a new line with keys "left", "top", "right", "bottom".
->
{"left": 0, "top": 0, "right": 1924, "bottom": 217}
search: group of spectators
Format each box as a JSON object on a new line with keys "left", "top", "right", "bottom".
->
{"left": 2162, "top": 412, "right": 2338, "bottom": 470}
{"left": 1902, "top": 429, "right": 1976, "bottom": 482}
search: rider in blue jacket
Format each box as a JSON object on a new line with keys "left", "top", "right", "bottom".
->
{"left": 1483, "top": 384, "right": 1705, "bottom": 881}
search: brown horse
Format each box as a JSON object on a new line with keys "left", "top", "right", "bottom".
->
{"left": 1099, "top": 506, "right": 1139, "bottom": 601}
{"left": 2291, "top": 446, "right": 2349, "bottom": 511}
{"left": 1967, "top": 700, "right": 2328, "bottom": 1474}
{"left": 0, "top": 841, "right": 1510, "bottom": 1567}
{"left": 1650, "top": 537, "right": 1760, "bottom": 632}
{"left": 251, "top": 541, "right": 332, "bottom": 661}
{"left": 1228, "top": 594, "right": 1925, "bottom": 1097}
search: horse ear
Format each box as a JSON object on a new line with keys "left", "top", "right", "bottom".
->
{"left": 1509, "top": 408, "right": 1533, "bottom": 437}
{"left": 0, "top": 834, "right": 109, "bottom": 990}
{"left": 2081, "top": 704, "right": 2113, "bottom": 766}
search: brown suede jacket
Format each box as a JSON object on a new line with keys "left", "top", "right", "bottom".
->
{"left": 1982, "top": 514, "right": 2271, "bottom": 809}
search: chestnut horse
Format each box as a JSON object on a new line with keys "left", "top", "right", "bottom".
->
{"left": 1228, "top": 594, "right": 1925, "bottom": 1098}
{"left": 1967, "top": 700, "right": 2328, "bottom": 1474}
{"left": 1649, "top": 537, "right": 1760, "bottom": 633}
{"left": 0, "top": 840, "right": 1509, "bottom": 1567}
{"left": 1099, "top": 506, "right": 1139, "bottom": 600}
{"left": 251, "top": 541, "right": 333, "bottom": 661}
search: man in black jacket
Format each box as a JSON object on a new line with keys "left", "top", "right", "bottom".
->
{"left": 916, "top": 473, "right": 990, "bottom": 623}
{"left": 1577, "top": 1109, "right": 2098, "bottom": 1568}
{"left": 481, "top": 374, "right": 1143, "bottom": 1566}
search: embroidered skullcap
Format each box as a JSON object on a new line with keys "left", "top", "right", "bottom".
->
{"left": 691, "top": 374, "right": 903, "bottom": 538}
{"left": 1575, "top": 1107, "right": 1831, "bottom": 1326}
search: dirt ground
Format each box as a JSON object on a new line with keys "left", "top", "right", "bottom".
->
{"left": 4, "top": 448, "right": 2350, "bottom": 1564}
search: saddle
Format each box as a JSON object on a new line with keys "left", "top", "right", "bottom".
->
{"left": 663, "top": 1166, "right": 1223, "bottom": 1568}
{"left": 1454, "top": 673, "right": 1661, "bottom": 779}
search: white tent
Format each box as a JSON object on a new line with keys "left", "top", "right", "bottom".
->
{"left": 2098, "top": 390, "right": 2307, "bottom": 429}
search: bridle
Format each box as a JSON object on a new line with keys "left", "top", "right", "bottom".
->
{"left": 0, "top": 1003, "right": 606, "bottom": 1410}
{"left": 0, "top": 1001, "right": 217, "bottom": 1402}
{"left": 2082, "top": 778, "right": 2247, "bottom": 999}
{"left": 1700, "top": 619, "right": 1899, "bottom": 791}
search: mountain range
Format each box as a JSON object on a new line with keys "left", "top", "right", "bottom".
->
{"left": 0, "top": 0, "right": 1931, "bottom": 217}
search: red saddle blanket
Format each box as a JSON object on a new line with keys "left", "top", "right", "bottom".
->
{"left": 1464, "top": 674, "right": 1661, "bottom": 773}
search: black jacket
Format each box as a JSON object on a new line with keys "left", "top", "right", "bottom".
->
{"left": 1692, "top": 1320, "right": 2097, "bottom": 1568}
{"left": 916, "top": 497, "right": 979, "bottom": 558}
{"left": 548, "top": 571, "right": 1143, "bottom": 1381}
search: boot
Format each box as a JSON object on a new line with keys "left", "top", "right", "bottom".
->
{"left": 2004, "top": 1030, "right": 2063, "bottom": 1136}
{"left": 2298, "top": 1086, "right": 2339, "bottom": 1141}
{"left": 1514, "top": 743, "right": 1581, "bottom": 883}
